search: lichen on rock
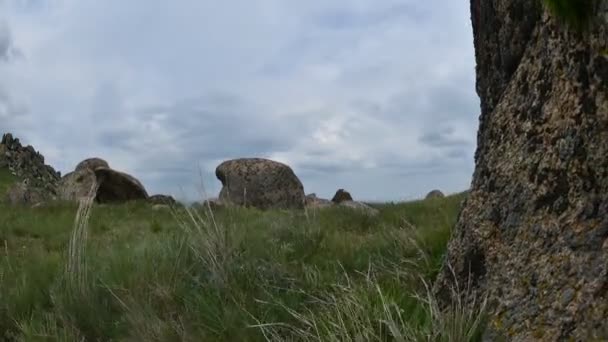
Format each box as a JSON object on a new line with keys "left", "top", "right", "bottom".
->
{"left": 435, "top": 0, "right": 608, "bottom": 340}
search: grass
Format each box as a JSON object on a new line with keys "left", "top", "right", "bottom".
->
{"left": 0, "top": 169, "right": 484, "bottom": 341}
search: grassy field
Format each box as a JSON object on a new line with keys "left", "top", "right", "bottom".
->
{"left": 0, "top": 168, "right": 484, "bottom": 341}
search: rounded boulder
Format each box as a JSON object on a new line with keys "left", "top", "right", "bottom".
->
{"left": 215, "top": 158, "right": 305, "bottom": 210}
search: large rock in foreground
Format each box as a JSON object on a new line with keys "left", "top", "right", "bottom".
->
{"left": 435, "top": 1, "right": 608, "bottom": 340}
{"left": 216, "top": 158, "right": 305, "bottom": 210}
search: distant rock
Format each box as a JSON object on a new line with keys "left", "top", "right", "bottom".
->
{"left": 75, "top": 158, "right": 109, "bottom": 172}
{"left": 338, "top": 200, "right": 379, "bottom": 216}
{"left": 425, "top": 189, "right": 445, "bottom": 199}
{"left": 305, "top": 193, "right": 333, "bottom": 209}
{"left": 216, "top": 158, "right": 305, "bottom": 210}
{"left": 331, "top": 189, "right": 353, "bottom": 203}
{"left": 147, "top": 194, "right": 176, "bottom": 205}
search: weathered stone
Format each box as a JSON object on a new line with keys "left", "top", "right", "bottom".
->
{"left": 94, "top": 167, "right": 148, "bottom": 203}
{"left": 425, "top": 189, "right": 445, "bottom": 199}
{"left": 58, "top": 169, "right": 97, "bottom": 201}
{"left": 216, "top": 158, "right": 305, "bottom": 210}
{"left": 75, "top": 158, "right": 109, "bottom": 172}
{"left": 338, "top": 200, "right": 379, "bottom": 216}
{"left": 435, "top": 1, "right": 608, "bottom": 340}
{"left": 305, "top": 193, "right": 333, "bottom": 209}
{"left": 331, "top": 189, "right": 353, "bottom": 203}
{"left": 5, "top": 180, "right": 50, "bottom": 206}
{"left": 147, "top": 194, "right": 176, "bottom": 205}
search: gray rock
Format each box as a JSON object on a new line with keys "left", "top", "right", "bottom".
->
{"left": 434, "top": 2, "right": 608, "bottom": 340}
{"left": 331, "top": 189, "right": 353, "bottom": 203}
{"left": 94, "top": 167, "right": 148, "bottom": 203}
{"left": 305, "top": 193, "right": 333, "bottom": 209}
{"left": 425, "top": 189, "right": 445, "bottom": 199}
{"left": 338, "top": 200, "right": 379, "bottom": 216}
{"left": 216, "top": 158, "right": 305, "bottom": 210}
{"left": 58, "top": 169, "right": 97, "bottom": 201}
{"left": 75, "top": 158, "right": 109, "bottom": 172}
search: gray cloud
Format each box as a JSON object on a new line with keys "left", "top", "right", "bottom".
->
{"left": 0, "top": 0, "right": 479, "bottom": 202}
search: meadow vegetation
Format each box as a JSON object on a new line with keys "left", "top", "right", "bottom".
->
{"left": 0, "top": 168, "right": 485, "bottom": 341}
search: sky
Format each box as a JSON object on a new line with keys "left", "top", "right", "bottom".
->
{"left": 0, "top": 0, "right": 479, "bottom": 203}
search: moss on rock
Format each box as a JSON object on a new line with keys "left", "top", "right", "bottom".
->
{"left": 542, "top": 0, "right": 598, "bottom": 30}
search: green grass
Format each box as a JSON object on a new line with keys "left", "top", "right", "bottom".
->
{"left": 542, "top": 0, "right": 597, "bottom": 31}
{"left": 0, "top": 169, "right": 484, "bottom": 341}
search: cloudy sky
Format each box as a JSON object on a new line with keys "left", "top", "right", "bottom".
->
{"left": 0, "top": 0, "right": 479, "bottom": 202}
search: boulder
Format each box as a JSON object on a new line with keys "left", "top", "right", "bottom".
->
{"left": 425, "top": 189, "right": 444, "bottom": 199}
{"left": 94, "top": 167, "right": 148, "bottom": 203}
{"left": 147, "top": 194, "right": 176, "bottom": 205}
{"left": 331, "top": 189, "right": 353, "bottom": 203}
{"left": 434, "top": 1, "right": 608, "bottom": 340}
{"left": 58, "top": 169, "right": 97, "bottom": 201}
{"left": 58, "top": 161, "right": 148, "bottom": 204}
{"left": 215, "top": 158, "right": 305, "bottom": 210}
{"left": 75, "top": 158, "right": 109, "bottom": 172}
{"left": 338, "top": 200, "right": 379, "bottom": 216}
{"left": 305, "top": 193, "right": 333, "bottom": 209}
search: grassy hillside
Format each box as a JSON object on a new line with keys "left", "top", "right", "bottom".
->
{"left": 0, "top": 173, "right": 484, "bottom": 341}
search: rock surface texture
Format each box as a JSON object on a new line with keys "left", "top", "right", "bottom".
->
{"left": 216, "top": 158, "right": 305, "bottom": 210}
{"left": 0, "top": 133, "right": 61, "bottom": 201}
{"left": 435, "top": 1, "right": 608, "bottom": 340}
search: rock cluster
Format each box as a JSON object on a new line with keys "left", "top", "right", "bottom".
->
{"left": 435, "top": 1, "right": 608, "bottom": 340}
{"left": 1, "top": 133, "right": 61, "bottom": 205}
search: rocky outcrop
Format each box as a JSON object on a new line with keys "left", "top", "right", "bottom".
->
{"left": 216, "top": 158, "right": 305, "bottom": 210}
{"left": 58, "top": 159, "right": 148, "bottom": 203}
{"left": 425, "top": 189, "right": 445, "bottom": 199}
{"left": 0, "top": 133, "right": 61, "bottom": 200}
{"left": 331, "top": 189, "right": 353, "bottom": 203}
{"left": 435, "top": 1, "right": 608, "bottom": 340}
